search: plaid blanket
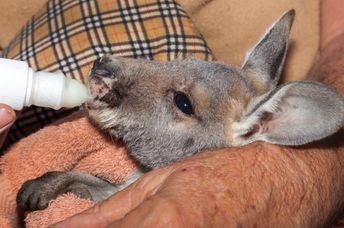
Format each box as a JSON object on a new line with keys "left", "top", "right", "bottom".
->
{"left": 1, "top": 0, "right": 213, "bottom": 149}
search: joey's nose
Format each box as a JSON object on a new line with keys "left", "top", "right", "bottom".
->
{"left": 88, "top": 56, "right": 115, "bottom": 97}
{"left": 90, "top": 55, "right": 117, "bottom": 77}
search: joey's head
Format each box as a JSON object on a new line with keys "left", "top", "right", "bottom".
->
{"left": 86, "top": 10, "right": 344, "bottom": 169}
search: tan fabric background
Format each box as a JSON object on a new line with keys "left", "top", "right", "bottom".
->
{"left": 0, "top": 0, "right": 319, "bottom": 82}
{"left": 178, "top": 0, "right": 320, "bottom": 82}
{"left": 0, "top": 0, "right": 46, "bottom": 46}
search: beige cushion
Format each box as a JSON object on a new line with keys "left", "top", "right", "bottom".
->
{"left": 178, "top": 0, "right": 320, "bottom": 82}
{"left": 0, "top": 0, "right": 46, "bottom": 47}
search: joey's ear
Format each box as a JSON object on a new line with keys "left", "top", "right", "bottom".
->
{"left": 232, "top": 81, "right": 344, "bottom": 146}
{"left": 242, "top": 10, "right": 295, "bottom": 91}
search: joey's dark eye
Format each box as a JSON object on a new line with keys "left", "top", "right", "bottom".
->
{"left": 174, "top": 92, "right": 194, "bottom": 115}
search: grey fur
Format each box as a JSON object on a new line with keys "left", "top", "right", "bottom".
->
{"left": 87, "top": 56, "right": 247, "bottom": 168}
{"left": 17, "top": 10, "right": 344, "bottom": 212}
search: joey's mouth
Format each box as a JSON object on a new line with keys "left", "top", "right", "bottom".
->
{"left": 86, "top": 72, "right": 120, "bottom": 110}
{"left": 84, "top": 74, "right": 121, "bottom": 133}
{"left": 84, "top": 101, "right": 122, "bottom": 134}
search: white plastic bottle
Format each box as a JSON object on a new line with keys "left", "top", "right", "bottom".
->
{"left": 0, "top": 58, "right": 90, "bottom": 110}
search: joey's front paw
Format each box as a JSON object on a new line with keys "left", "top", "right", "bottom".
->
{"left": 17, "top": 171, "right": 93, "bottom": 211}
{"left": 16, "top": 172, "right": 63, "bottom": 211}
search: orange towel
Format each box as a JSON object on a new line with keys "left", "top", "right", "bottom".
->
{"left": 0, "top": 111, "right": 138, "bottom": 227}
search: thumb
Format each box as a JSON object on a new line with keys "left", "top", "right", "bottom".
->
{"left": 0, "top": 104, "right": 15, "bottom": 133}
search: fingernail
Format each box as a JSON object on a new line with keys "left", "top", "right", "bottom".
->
{"left": 0, "top": 108, "right": 15, "bottom": 130}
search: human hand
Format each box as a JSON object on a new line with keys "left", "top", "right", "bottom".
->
{"left": 0, "top": 104, "right": 16, "bottom": 147}
{"left": 53, "top": 159, "right": 220, "bottom": 228}
{"left": 54, "top": 141, "right": 344, "bottom": 228}
{"left": 0, "top": 104, "right": 15, "bottom": 133}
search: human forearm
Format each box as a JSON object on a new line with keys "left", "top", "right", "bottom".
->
{"left": 171, "top": 141, "right": 344, "bottom": 227}
{"left": 56, "top": 137, "right": 344, "bottom": 227}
